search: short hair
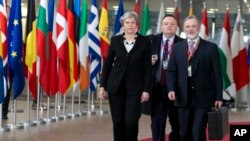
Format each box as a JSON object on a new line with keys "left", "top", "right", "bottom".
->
{"left": 183, "top": 15, "right": 200, "bottom": 27}
{"left": 161, "top": 14, "right": 177, "bottom": 23}
{"left": 120, "top": 11, "right": 139, "bottom": 26}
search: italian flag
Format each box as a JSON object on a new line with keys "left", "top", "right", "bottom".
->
{"left": 79, "top": 0, "right": 89, "bottom": 91}
{"left": 140, "top": 0, "right": 151, "bottom": 35}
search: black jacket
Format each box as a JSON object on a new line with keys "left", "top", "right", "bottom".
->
{"left": 100, "top": 33, "right": 152, "bottom": 95}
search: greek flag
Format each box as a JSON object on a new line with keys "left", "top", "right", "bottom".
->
{"left": 88, "top": 0, "right": 101, "bottom": 91}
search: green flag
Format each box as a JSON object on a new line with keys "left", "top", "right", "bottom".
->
{"left": 140, "top": 0, "right": 151, "bottom": 35}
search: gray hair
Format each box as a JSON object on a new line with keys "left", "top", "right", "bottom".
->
{"left": 120, "top": 11, "right": 139, "bottom": 26}
{"left": 183, "top": 15, "right": 200, "bottom": 27}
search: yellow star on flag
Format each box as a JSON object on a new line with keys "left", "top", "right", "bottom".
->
{"left": 13, "top": 19, "right": 19, "bottom": 26}
{"left": 11, "top": 51, "right": 17, "bottom": 57}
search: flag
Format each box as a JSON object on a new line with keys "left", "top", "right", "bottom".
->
{"left": 48, "top": 0, "right": 57, "bottom": 95}
{"left": 74, "top": 0, "right": 80, "bottom": 44}
{"left": 37, "top": 0, "right": 50, "bottom": 94}
{"left": 0, "top": 0, "right": 8, "bottom": 103}
{"left": 218, "top": 8, "right": 236, "bottom": 100}
{"left": 8, "top": 0, "right": 25, "bottom": 99}
{"left": 88, "top": 0, "right": 101, "bottom": 91}
{"left": 68, "top": 0, "right": 78, "bottom": 88}
{"left": 156, "top": 0, "right": 165, "bottom": 34}
{"left": 199, "top": 5, "right": 208, "bottom": 40}
{"left": 140, "top": 0, "right": 151, "bottom": 35}
{"left": 99, "top": 0, "right": 110, "bottom": 60}
{"left": 114, "top": 0, "right": 124, "bottom": 35}
{"left": 134, "top": 0, "right": 140, "bottom": 30}
{"left": 56, "top": 0, "right": 70, "bottom": 94}
{"left": 0, "top": 23, "right": 5, "bottom": 103}
{"left": 25, "top": 0, "right": 37, "bottom": 98}
{"left": 189, "top": 2, "right": 193, "bottom": 16}
{"left": 231, "top": 10, "right": 249, "bottom": 93}
{"left": 174, "top": 4, "right": 180, "bottom": 35}
{"left": 79, "top": 0, "right": 89, "bottom": 91}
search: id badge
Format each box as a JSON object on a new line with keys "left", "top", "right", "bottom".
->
{"left": 188, "top": 65, "right": 192, "bottom": 77}
{"left": 163, "top": 60, "right": 168, "bottom": 70}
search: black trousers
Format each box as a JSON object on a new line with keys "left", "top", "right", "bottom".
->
{"left": 151, "top": 83, "right": 180, "bottom": 141}
{"left": 2, "top": 79, "right": 13, "bottom": 116}
{"left": 108, "top": 86, "right": 141, "bottom": 141}
{"left": 178, "top": 107, "right": 209, "bottom": 141}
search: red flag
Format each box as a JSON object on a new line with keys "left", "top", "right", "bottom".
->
{"left": 199, "top": 6, "right": 208, "bottom": 40}
{"left": 56, "top": 0, "right": 70, "bottom": 94}
{"left": 173, "top": 5, "right": 180, "bottom": 35}
{"left": 231, "top": 10, "right": 249, "bottom": 91}
{"left": 37, "top": 0, "right": 50, "bottom": 94}
{"left": 134, "top": 0, "right": 140, "bottom": 30}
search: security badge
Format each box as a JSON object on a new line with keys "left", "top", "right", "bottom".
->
{"left": 163, "top": 59, "right": 168, "bottom": 70}
{"left": 188, "top": 65, "right": 192, "bottom": 77}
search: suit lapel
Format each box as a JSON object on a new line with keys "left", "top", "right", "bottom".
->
{"left": 118, "top": 35, "right": 128, "bottom": 53}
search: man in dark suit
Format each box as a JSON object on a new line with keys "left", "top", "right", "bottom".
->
{"left": 167, "top": 16, "right": 223, "bottom": 141}
{"left": 150, "top": 14, "right": 183, "bottom": 141}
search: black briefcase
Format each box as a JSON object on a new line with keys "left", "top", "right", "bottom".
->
{"left": 207, "top": 106, "right": 229, "bottom": 140}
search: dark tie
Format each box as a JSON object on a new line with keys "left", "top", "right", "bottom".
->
{"left": 160, "top": 40, "right": 168, "bottom": 86}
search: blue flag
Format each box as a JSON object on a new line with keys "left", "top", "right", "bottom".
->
{"left": 8, "top": 0, "right": 25, "bottom": 99}
{"left": 114, "top": 0, "right": 124, "bottom": 35}
{"left": 88, "top": 0, "right": 101, "bottom": 91}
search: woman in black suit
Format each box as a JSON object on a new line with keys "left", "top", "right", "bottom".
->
{"left": 99, "top": 11, "right": 152, "bottom": 141}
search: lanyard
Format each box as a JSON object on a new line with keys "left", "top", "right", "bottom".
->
{"left": 187, "top": 40, "right": 199, "bottom": 64}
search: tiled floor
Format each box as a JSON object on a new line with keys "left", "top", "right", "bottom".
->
{"left": 0, "top": 98, "right": 250, "bottom": 141}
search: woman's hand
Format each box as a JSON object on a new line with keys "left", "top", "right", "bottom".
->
{"left": 168, "top": 91, "right": 176, "bottom": 101}
{"left": 141, "top": 92, "right": 149, "bottom": 102}
{"left": 99, "top": 87, "right": 107, "bottom": 100}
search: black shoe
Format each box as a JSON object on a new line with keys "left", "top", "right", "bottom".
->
{"left": 2, "top": 115, "right": 8, "bottom": 120}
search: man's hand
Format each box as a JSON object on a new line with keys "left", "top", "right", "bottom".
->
{"left": 168, "top": 91, "right": 176, "bottom": 101}
{"left": 215, "top": 101, "right": 222, "bottom": 109}
{"left": 141, "top": 92, "right": 149, "bottom": 102}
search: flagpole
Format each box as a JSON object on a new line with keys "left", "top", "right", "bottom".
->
{"left": 35, "top": 78, "right": 46, "bottom": 125}
{"left": 211, "top": 0, "right": 217, "bottom": 40}
{"left": 24, "top": 74, "right": 36, "bottom": 127}
{"left": 74, "top": 82, "right": 81, "bottom": 117}
{"left": 46, "top": 96, "right": 56, "bottom": 122}
{"left": 12, "top": 99, "right": 24, "bottom": 129}
{"left": 67, "top": 87, "right": 75, "bottom": 118}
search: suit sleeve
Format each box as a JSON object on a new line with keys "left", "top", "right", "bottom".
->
{"left": 143, "top": 38, "right": 152, "bottom": 93}
{"left": 167, "top": 45, "right": 177, "bottom": 93}
{"left": 212, "top": 44, "right": 223, "bottom": 101}
{"left": 100, "top": 36, "right": 115, "bottom": 89}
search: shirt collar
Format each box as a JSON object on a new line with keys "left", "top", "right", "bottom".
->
{"left": 162, "top": 35, "right": 175, "bottom": 44}
{"left": 187, "top": 37, "right": 200, "bottom": 45}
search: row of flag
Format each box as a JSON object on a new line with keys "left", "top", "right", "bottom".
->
{"left": 0, "top": 0, "right": 149, "bottom": 102}
{"left": 0, "top": 0, "right": 249, "bottom": 103}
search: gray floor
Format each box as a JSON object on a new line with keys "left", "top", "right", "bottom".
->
{"left": 0, "top": 98, "right": 250, "bottom": 141}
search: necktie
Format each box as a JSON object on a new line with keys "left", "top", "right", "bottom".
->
{"left": 160, "top": 40, "right": 168, "bottom": 85}
{"left": 188, "top": 40, "right": 195, "bottom": 57}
